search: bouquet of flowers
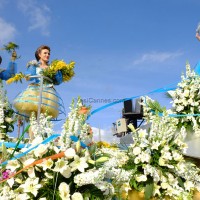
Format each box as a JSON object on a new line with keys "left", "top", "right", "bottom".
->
{"left": 42, "top": 59, "right": 75, "bottom": 84}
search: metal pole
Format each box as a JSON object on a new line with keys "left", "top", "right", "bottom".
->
{"left": 37, "top": 75, "right": 44, "bottom": 125}
{"left": 28, "top": 75, "right": 52, "bottom": 126}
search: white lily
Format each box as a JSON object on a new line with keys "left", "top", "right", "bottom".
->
{"left": 20, "top": 177, "right": 41, "bottom": 197}
{"left": 70, "top": 155, "right": 88, "bottom": 172}
{"left": 6, "top": 160, "right": 20, "bottom": 172}
{"left": 59, "top": 182, "right": 70, "bottom": 200}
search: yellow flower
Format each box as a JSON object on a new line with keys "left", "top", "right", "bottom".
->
{"left": 6, "top": 77, "right": 14, "bottom": 84}
{"left": 43, "top": 59, "right": 75, "bottom": 83}
{"left": 6, "top": 72, "right": 26, "bottom": 84}
{"left": 97, "top": 141, "right": 111, "bottom": 148}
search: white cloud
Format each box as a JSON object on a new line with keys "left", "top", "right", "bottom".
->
{"left": 92, "top": 126, "right": 120, "bottom": 143}
{"left": 0, "top": 18, "right": 16, "bottom": 44}
{"left": 17, "top": 0, "right": 51, "bottom": 36}
{"left": 133, "top": 51, "right": 183, "bottom": 65}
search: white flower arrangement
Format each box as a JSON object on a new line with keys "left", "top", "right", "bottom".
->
{"left": 168, "top": 62, "right": 200, "bottom": 135}
{"left": 118, "top": 100, "right": 200, "bottom": 200}
{"left": 0, "top": 97, "right": 118, "bottom": 200}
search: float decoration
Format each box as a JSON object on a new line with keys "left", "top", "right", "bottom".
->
{"left": 1, "top": 47, "right": 200, "bottom": 200}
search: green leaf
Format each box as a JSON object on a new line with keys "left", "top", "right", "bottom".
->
{"left": 79, "top": 184, "right": 104, "bottom": 199}
{"left": 9, "top": 124, "right": 30, "bottom": 160}
{"left": 144, "top": 182, "right": 154, "bottom": 200}
{"left": 95, "top": 156, "right": 109, "bottom": 163}
{"left": 2, "top": 143, "right": 7, "bottom": 160}
{"left": 88, "top": 159, "right": 95, "bottom": 165}
{"left": 147, "top": 99, "right": 166, "bottom": 113}
{"left": 178, "top": 177, "right": 184, "bottom": 188}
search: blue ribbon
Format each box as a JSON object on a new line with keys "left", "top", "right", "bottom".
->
{"left": 1, "top": 134, "right": 88, "bottom": 166}
{"left": 70, "top": 135, "right": 87, "bottom": 148}
{"left": 0, "top": 134, "right": 60, "bottom": 166}
{"left": 0, "top": 142, "right": 30, "bottom": 149}
{"left": 169, "top": 113, "right": 200, "bottom": 118}
{"left": 88, "top": 82, "right": 177, "bottom": 119}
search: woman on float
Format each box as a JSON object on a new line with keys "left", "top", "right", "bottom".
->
{"left": 13, "top": 45, "right": 63, "bottom": 121}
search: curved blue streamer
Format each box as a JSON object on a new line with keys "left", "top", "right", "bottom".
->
{"left": 0, "top": 134, "right": 88, "bottom": 166}
{"left": 0, "top": 142, "right": 30, "bottom": 149}
{"left": 0, "top": 134, "right": 60, "bottom": 166}
{"left": 88, "top": 82, "right": 177, "bottom": 119}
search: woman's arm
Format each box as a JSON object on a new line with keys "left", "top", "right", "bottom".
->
{"left": 54, "top": 70, "right": 63, "bottom": 85}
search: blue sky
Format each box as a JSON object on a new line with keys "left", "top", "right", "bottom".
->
{"left": 0, "top": 0, "right": 200, "bottom": 141}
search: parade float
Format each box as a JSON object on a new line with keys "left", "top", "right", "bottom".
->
{"left": 0, "top": 43, "right": 200, "bottom": 199}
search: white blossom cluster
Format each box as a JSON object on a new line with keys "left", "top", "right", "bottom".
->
{"left": 0, "top": 82, "right": 15, "bottom": 138}
{"left": 169, "top": 62, "right": 200, "bottom": 134}
{"left": 125, "top": 106, "right": 200, "bottom": 199}
{"left": 95, "top": 181, "right": 115, "bottom": 197}
{"left": 74, "top": 168, "right": 106, "bottom": 186}
{"left": 60, "top": 97, "right": 93, "bottom": 149}
{"left": 100, "top": 147, "right": 129, "bottom": 168}
{"left": 105, "top": 168, "right": 132, "bottom": 184}
{"left": 0, "top": 82, "right": 6, "bottom": 126}
{"left": 29, "top": 113, "right": 54, "bottom": 138}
